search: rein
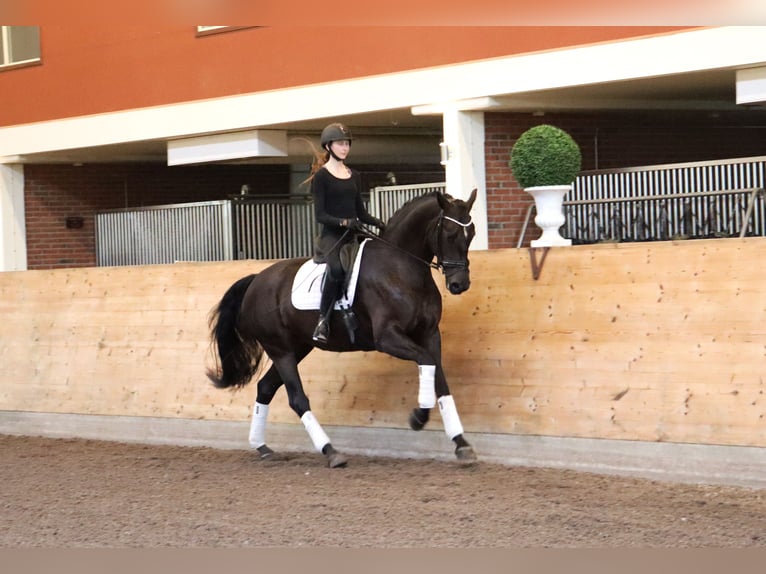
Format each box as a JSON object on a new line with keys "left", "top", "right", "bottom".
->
{"left": 358, "top": 229, "right": 441, "bottom": 271}
{"left": 359, "top": 211, "right": 472, "bottom": 274}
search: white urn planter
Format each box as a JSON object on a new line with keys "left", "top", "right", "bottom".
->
{"left": 526, "top": 184, "right": 572, "bottom": 247}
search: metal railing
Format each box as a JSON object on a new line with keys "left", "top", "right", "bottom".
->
{"left": 232, "top": 195, "right": 317, "bottom": 260}
{"left": 519, "top": 156, "right": 766, "bottom": 247}
{"left": 369, "top": 182, "right": 446, "bottom": 222}
{"left": 95, "top": 183, "right": 445, "bottom": 266}
{"left": 95, "top": 200, "right": 233, "bottom": 266}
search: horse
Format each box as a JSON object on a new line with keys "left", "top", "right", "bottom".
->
{"left": 206, "top": 188, "right": 478, "bottom": 468}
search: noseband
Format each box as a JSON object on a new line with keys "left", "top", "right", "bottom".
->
{"left": 435, "top": 212, "right": 473, "bottom": 273}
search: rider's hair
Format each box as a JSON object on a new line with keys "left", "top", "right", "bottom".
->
{"left": 309, "top": 149, "right": 331, "bottom": 177}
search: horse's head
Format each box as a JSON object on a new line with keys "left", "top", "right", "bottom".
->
{"left": 434, "top": 188, "right": 477, "bottom": 294}
{"left": 381, "top": 188, "right": 477, "bottom": 294}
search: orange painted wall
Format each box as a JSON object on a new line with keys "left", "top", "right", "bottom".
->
{"left": 0, "top": 26, "right": 692, "bottom": 126}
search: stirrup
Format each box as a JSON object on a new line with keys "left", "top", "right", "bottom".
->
{"left": 312, "top": 317, "right": 330, "bottom": 344}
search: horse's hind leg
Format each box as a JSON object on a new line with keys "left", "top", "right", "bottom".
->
{"left": 270, "top": 353, "right": 348, "bottom": 469}
{"left": 248, "top": 364, "right": 283, "bottom": 459}
{"left": 249, "top": 346, "right": 313, "bottom": 460}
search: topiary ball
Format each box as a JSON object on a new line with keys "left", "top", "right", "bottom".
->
{"left": 510, "top": 124, "right": 582, "bottom": 189}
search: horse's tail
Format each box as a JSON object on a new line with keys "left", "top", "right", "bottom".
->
{"left": 206, "top": 273, "right": 265, "bottom": 389}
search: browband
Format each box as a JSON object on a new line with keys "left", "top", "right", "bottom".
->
{"left": 442, "top": 215, "right": 473, "bottom": 227}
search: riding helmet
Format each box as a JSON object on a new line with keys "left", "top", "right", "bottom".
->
{"left": 320, "top": 123, "right": 353, "bottom": 148}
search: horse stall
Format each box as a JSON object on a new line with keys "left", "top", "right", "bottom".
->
{"left": 2, "top": 238, "right": 766, "bottom": 486}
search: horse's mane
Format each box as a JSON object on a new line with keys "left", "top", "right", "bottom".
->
{"left": 386, "top": 191, "right": 447, "bottom": 226}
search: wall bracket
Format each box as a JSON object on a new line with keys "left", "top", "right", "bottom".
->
{"left": 528, "top": 247, "right": 550, "bottom": 280}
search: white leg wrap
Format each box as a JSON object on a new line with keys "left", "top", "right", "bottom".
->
{"left": 418, "top": 365, "right": 436, "bottom": 409}
{"left": 301, "top": 411, "right": 330, "bottom": 452}
{"left": 438, "top": 395, "right": 464, "bottom": 439}
{"left": 248, "top": 401, "right": 269, "bottom": 449}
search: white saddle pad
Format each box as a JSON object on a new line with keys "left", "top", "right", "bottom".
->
{"left": 291, "top": 239, "right": 370, "bottom": 310}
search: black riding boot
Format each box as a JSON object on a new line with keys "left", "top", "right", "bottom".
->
{"left": 313, "top": 274, "right": 341, "bottom": 344}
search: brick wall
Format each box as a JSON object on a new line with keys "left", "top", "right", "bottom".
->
{"left": 24, "top": 164, "right": 290, "bottom": 269}
{"left": 486, "top": 111, "right": 766, "bottom": 249}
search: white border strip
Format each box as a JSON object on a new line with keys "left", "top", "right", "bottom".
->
{"left": 3, "top": 411, "right": 766, "bottom": 489}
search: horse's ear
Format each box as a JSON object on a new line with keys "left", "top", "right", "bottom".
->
{"left": 467, "top": 188, "right": 477, "bottom": 210}
{"left": 437, "top": 189, "right": 477, "bottom": 211}
{"left": 436, "top": 191, "right": 450, "bottom": 211}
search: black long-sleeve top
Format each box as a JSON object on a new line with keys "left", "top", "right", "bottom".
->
{"left": 311, "top": 167, "right": 378, "bottom": 263}
{"left": 312, "top": 167, "right": 377, "bottom": 228}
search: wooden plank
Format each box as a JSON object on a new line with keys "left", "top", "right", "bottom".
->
{"left": 3, "top": 239, "right": 766, "bottom": 448}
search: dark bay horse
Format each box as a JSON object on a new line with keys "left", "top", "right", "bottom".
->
{"left": 207, "top": 189, "right": 478, "bottom": 467}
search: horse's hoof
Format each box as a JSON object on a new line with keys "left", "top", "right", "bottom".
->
{"left": 327, "top": 452, "right": 348, "bottom": 468}
{"left": 256, "top": 444, "right": 275, "bottom": 459}
{"left": 455, "top": 445, "right": 477, "bottom": 463}
{"left": 409, "top": 409, "right": 427, "bottom": 431}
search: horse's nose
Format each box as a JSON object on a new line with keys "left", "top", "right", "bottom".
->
{"left": 447, "top": 275, "right": 470, "bottom": 295}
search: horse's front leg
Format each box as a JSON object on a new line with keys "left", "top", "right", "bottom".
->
{"left": 408, "top": 364, "right": 435, "bottom": 431}
{"left": 436, "top": 394, "right": 476, "bottom": 463}
{"left": 372, "top": 325, "right": 440, "bottom": 431}
{"left": 374, "top": 323, "right": 476, "bottom": 462}
{"left": 410, "top": 362, "right": 476, "bottom": 462}
{"left": 271, "top": 354, "right": 348, "bottom": 469}
{"left": 425, "top": 341, "right": 477, "bottom": 463}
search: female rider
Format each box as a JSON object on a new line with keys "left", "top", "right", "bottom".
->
{"left": 310, "top": 122, "right": 385, "bottom": 344}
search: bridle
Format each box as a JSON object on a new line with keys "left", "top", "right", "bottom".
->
{"left": 360, "top": 210, "right": 473, "bottom": 274}
{"left": 434, "top": 213, "right": 473, "bottom": 273}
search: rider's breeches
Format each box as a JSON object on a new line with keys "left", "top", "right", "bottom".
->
{"left": 320, "top": 255, "right": 344, "bottom": 317}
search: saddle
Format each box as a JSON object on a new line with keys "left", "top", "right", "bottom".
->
{"left": 291, "top": 239, "right": 370, "bottom": 312}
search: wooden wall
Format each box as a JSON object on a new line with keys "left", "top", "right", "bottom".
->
{"left": 3, "top": 238, "right": 766, "bottom": 448}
